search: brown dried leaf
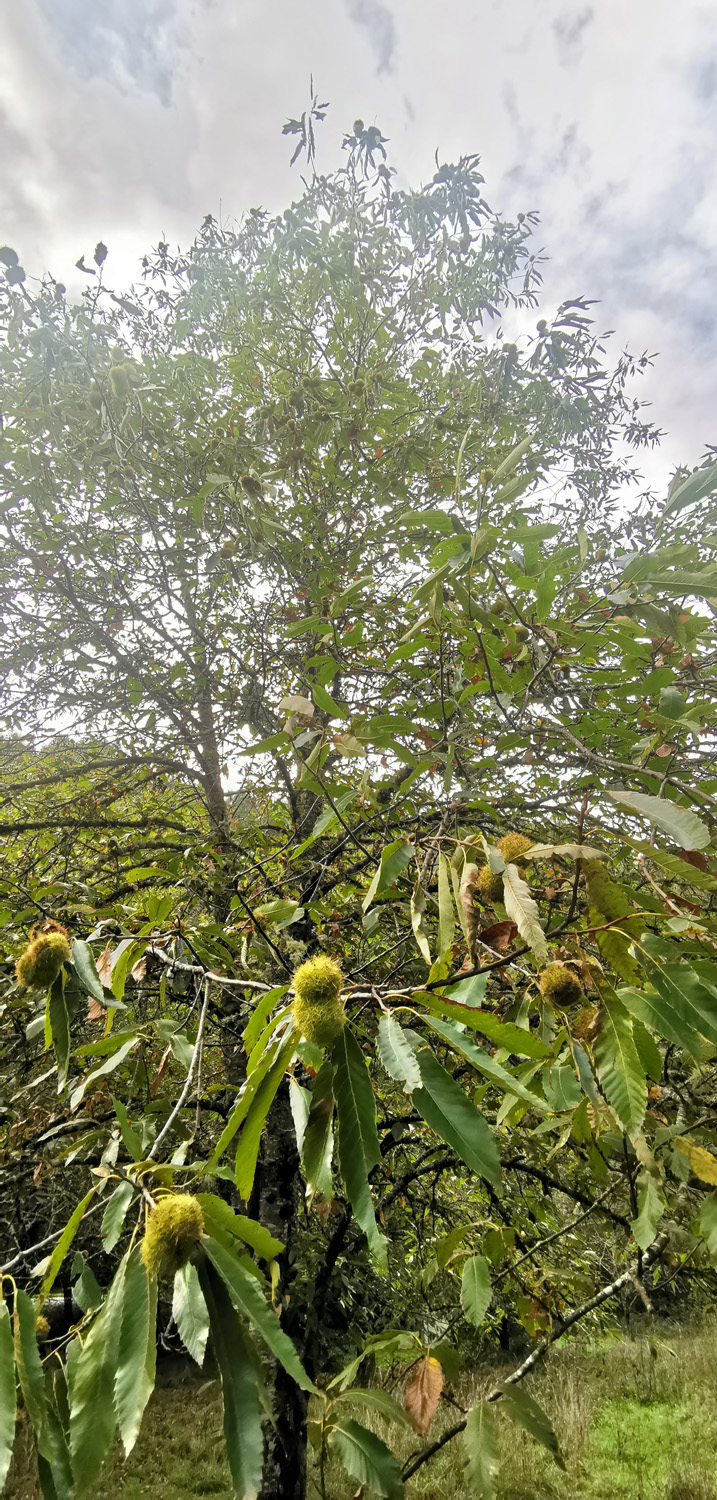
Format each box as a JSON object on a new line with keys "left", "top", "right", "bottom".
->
{"left": 405, "top": 1356, "right": 443, "bottom": 1435}
{"left": 459, "top": 863, "right": 480, "bottom": 961}
{"left": 150, "top": 1043, "right": 172, "bottom": 1098}
{"left": 677, "top": 849, "right": 710, "bottom": 872}
{"left": 96, "top": 942, "right": 113, "bottom": 986}
{"left": 86, "top": 994, "right": 105, "bottom": 1024}
{"left": 480, "top": 919, "right": 518, "bottom": 952}
{"left": 130, "top": 956, "right": 147, "bottom": 982}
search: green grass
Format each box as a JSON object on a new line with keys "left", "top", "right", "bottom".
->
{"left": 6, "top": 1322, "right": 717, "bottom": 1498}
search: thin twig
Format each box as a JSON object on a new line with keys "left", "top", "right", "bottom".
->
{"left": 147, "top": 976, "right": 211, "bottom": 1161}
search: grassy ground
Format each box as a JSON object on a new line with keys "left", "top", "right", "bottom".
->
{"left": 6, "top": 1320, "right": 717, "bottom": 1498}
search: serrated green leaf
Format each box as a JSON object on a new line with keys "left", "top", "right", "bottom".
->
{"left": 637, "top": 946, "right": 717, "bottom": 1047}
{"left": 235, "top": 1035, "right": 295, "bottom": 1199}
{"left": 422, "top": 997, "right": 551, "bottom": 1058}
{"left": 70, "top": 1034, "right": 138, "bottom": 1111}
{"left": 461, "top": 1255, "right": 492, "bottom": 1326}
{"left": 70, "top": 939, "right": 106, "bottom": 1004}
{"left": 14, "top": 1290, "right": 72, "bottom": 1496}
{"left": 426, "top": 1017, "right": 550, "bottom": 1111}
{"left": 101, "top": 1179, "right": 136, "bottom": 1253}
{"left": 36, "top": 1188, "right": 96, "bottom": 1310}
{"left": 242, "top": 986, "right": 289, "bottom": 1055}
{"left": 70, "top": 1257, "right": 127, "bottom": 1492}
{"left": 593, "top": 995, "right": 647, "bottom": 1132}
{"left": 631, "top": 1172, "right": 666, "bottom": 1250}
{"left": 195, "top": 1195, "right": 284, "bottom": 1261}
{"left": 196, "top": 1255, "right": 263, "bottom": 1500}
{"left": 173, "top": 1261, "right": 209, "bottom": 1368}
{"left": 330, "top": 1419, "right": 403, "bottom": 1499}
{"left": 377, "top": 1013, "right": 422, "bottom": 1094}
{"left": 463, "top": 1401, "right": 499, "bottom": 1499}
{"left": 48, "top": 976, "right": 71, "bottom": 1091}
{"left": 438, "top": 853, "right": 455, "bottom": 959}
{"left": 300, "top": 1059, "right": 335, "bottom": 1199}
{"left": 203, "top": 1236, "right": 315, "bottom": 1391}
{"left": 0, "top": 1303, "right": 16, "bottom": 1494}
{"left": 115, "top": 1249, "right": 157, "bottom": 1455}
{"left": 501, "top": 1385, "right": 565, "bottom": 1469}
{"left": 208, "top": 1035, "right": 293, "bottom": 1170}
{"left": 332, "top": 1028, "right": 387, "bottom": 1268}
{"left": 362, "top": 839, "right": 414, "bottom": 912}
{"left": 608, "top": 790, "right": 710, "bottom": 851}
{"left": 414, "top": 1048, "right": 500, "bottom": 1186}
{"left": 699, "top": 1193, "right": 717, "bottom": 1260}
{"left": 333, "top": 1387, "right": 414, "bottom": 1428}
{"left": 312, "top": 681, "right": 348, "bottom": 718}
{"left": 502, "top": 865, "right": 548, "bottom": 963}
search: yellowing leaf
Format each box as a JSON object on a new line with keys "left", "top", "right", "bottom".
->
{"left": 674, "top": 1137, "right": 717, "bottom": 1185}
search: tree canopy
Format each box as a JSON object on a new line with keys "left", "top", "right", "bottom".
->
{"left": 2, "top": 119, "right": 717, "bottom": 1500}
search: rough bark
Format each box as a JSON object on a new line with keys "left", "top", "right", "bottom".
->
{"left": 256, "top": 1080, "right": 309, "bottom": 1500}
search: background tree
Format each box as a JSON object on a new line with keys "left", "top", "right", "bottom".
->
{"left": 2, "top": 117, "right": 717, "bottom": 1500}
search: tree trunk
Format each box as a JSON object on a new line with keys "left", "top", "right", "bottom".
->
{"left": 256, "top": 1080, "right": 309, "bottom": 1500}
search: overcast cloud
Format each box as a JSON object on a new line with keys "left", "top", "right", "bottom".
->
{"left": 1, "top": 0, "right": 715, "bottom": 481}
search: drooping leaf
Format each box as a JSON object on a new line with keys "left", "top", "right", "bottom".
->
{"left": 48, "top": 976, "right": 71, "bottom": 1091}
{"left": 235, "top": 1036, "right": 296, "bottom": 1199}
{"left": 195, "top": 1195, "right": 283, "bottom": 1261}
{"left": 363, "top": 838, "right": 415, "bottom": 911}
{"left": 593, "top": 995, "right": 647, "bottom": 1132}
{"left": 70, "top": 939, "right": 106, "bottom": 1004}
{"left": 438, "top": 852, "right": 455, "bottom": 958}
{"left": 631, "top": 1172, "right": 666, "bottom": 1250}
{"left": 414, "top": 1048, "right": 500, "bottom": 1186}
{"left": 500, "top": 1385, "right": 565, "bottom": 1469}
{"left": 463, "top": 1402, "right": 499, "bottom": 1499}
{"left": 699, "top": 1193, "right": 717, "bottom": 1260}
{"left": 333, "top": 1387, "right": 414, "bottom": 1429}
{"left": 607, "top": 791, "right": 710, "bottom": 851}
{"left": 115, "top": 1248, "right": 157, "bottom": 1455}
{"left": 426, "top": 1017, "right": 550, "bottom": 1112}
{"left": 619, "top": 986, "right": 711, "bottom": 1062}
{"left": 635, "top": 947, "right": 717, "bottom": 1048}
{"left": 461, "top": 1255, "right": 492, "bottom": 1327}
{"left": 14, "top": 1290, "right": 72, "bottom": 1496}
{"left": 173, "top": 1261, "right": 209, "bottom": 1368}
{"left": 36, "top": 1189, "right": 97, "bottom": 1309}
{"left": 410, "top": 880, "right": 432, "bottom": 964}
{"left": 242, "top": 985, "right": 289, "bottom": 1055}
{"left": 329, "top": 1419, "right": 403, "bottom": 1499}
{"left": 196, "top": 1255, "right": 263, "bottom": 1500}
{"left": 332, "top": 1028, "right": 387, "bottom": 1268}
{"left": 300, "top": 1059, "right": 335, "bottom": 1199}
{"left": 377, "top": 1013, "right": 422, "bottom": 1094}
{"left": 502, "top": 865, "right": 548, "bottom": 963}
{"left": 203, "top": 1236, "right": 315, "bottom": 1391}
{"left": 69, "top": 1257, "right": 127, "bottom": 1492}
{"left": 404, "top": 1355, "right": 443, "bottom": 1434}
{"left": 101, "top": 1179, "right": 136, "bottom": 1252}
{"left": 70, "top": 1034, "right": 139, "bottom": 1111}
{"left": 208, "top": 1034, "right": 293, "bottom": 1170}
{"left": 0, "top": 1302, "right": 17, "bottom": 1493}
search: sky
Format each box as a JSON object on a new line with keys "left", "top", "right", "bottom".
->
{"left": 1, "top": 0, "right": 716, "bottom": 485}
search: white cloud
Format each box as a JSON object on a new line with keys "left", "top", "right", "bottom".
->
{"left": 1, "top": 0, "right": 715, "bottom": 471}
